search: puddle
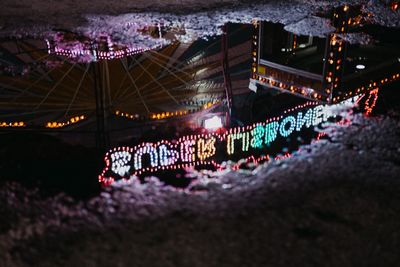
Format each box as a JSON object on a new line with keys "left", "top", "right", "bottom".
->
{"left": 0, "top": 3, "right": 399, "bottom": 191}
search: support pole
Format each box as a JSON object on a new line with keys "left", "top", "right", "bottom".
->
{"left": 92, "top": 62, "right": 109, "bottom": 151}
{"left": 221, "top": 23, "right": 233, "bottom": 127}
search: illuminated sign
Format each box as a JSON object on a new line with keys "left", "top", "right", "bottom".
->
{"left": 99, "top": 98, "right": 359, "bottom": 185}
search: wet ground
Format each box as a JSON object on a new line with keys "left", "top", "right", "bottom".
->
{"left": 1, "top": 88, "right": 400, "bottom": 266}
{"left": 1, "top": 0, "right": 399, "bottom": 47}
{"left": 1, "top": 0, "right": 400, "bottom": 266}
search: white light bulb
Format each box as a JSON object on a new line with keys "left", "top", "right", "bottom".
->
{"left": 356, "top": 64, "right": 365, "bottom": 70}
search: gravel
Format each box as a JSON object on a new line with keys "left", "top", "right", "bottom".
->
{"left": 1, "top": 1, "right": 399, "bottom": 48}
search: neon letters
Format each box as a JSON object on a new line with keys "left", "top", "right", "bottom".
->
{"left": 99, "top": 98, "right": 358, "bottom": 184}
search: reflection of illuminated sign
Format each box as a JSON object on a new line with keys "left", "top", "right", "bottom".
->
{"left": 99, "top": 98, "right": 358, "bottom": 185}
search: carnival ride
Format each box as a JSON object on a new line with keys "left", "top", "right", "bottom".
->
{"left": 0, "top": 24, "right": 253, "bottom": 147}
{"left": 251, "top": 5, "right": 400, "bottom": 103}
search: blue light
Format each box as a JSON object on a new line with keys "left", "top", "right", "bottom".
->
{"left": 251, "top": 125, "right": 265, "bottom": 148}
{"left": 296, "top": 109, "right": 314, "bottom": 131}
{"left": 279, "top": 116, "right": 296, "bottom": 137}
{"left": 265, "top": 121, "right": 279, "bottom": 144}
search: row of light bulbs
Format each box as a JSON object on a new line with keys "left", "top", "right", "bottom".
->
{"left": 46, "top": 37, "right": 155, "bottom": 61}
{"left": 253, "top": 74, "right": 326, "bottom": 101}
{"left": 46, "top": 115, "right": 85, "bottom": 128}
{"left": 333, "top": 73, "right": 400, "bottom": 103}
{"left": 1, "top": 116, "right": 86, "bottom": 129}
{"left": 114, "top": 102, "right": 219, "bottom": 122}
{"left": 114, "top": 110, "right": 189, "bottom": 120}
{"left": 0, "top": 121, "right": 25, "bottom": 128}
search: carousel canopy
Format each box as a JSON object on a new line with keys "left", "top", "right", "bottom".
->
{"left": 0, "top": 25, "right": 252, "bottom": 130}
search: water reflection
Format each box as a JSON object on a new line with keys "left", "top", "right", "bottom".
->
{"left": 0, "top": 4, "right": 399, "bottom": 188}
{"left": 45, "top": 25, "right": 176, "bottom": 62}
{"left": 252, "top": 5, "right": 400, "bottom": 104}
{"left": 0, "top": 23, "right": 252, "bottom": 145}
